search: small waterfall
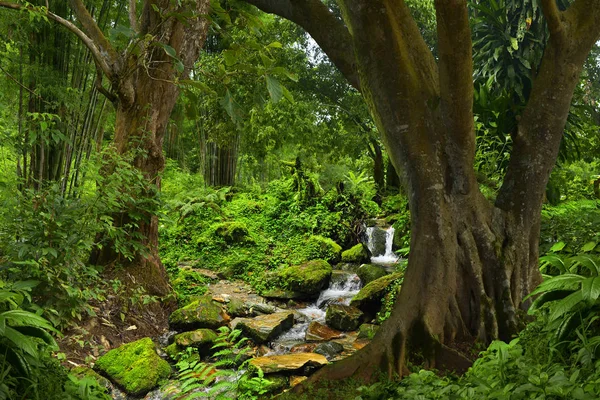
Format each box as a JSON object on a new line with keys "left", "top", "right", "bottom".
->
{"left": 268, "top": 273, "right": 361, "bottom": 354}
{"left": 366, "top": 226, "right": 398, "bottom": 264}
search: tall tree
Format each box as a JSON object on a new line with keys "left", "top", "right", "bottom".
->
{"left": 242, "top": 0, "right": 600, "bottom": 384}
{"left": 0, "top": 0, "right": 211, "bottom": 296}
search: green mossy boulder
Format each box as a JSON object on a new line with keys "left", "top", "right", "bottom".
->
{"left": 350, "top": 272, "right": 403, "bottom": 315}
{"left": 70, "top": 366, "right": 111, "bottom": 390}
{"left": 214, "top": 221, "right": 252, "bottom": 244}
{"left": 357, "top": 264, "right": 389, "bottom": 285}
{"left": 273, "top": 260, "right": 333, "bottom": 298}
{"left": 357, "top": 323, "right": 380, "bottom": 340}
{"left": 306, "top": 235, "right": 342, "bottom": 263}
{"left": 233, "top": 312, "right": 294, "bottom": 344}
{"left": 174, "top": 328, "right": 218, "bottom": 356}
{"left": 165, "top": 342, "right": 183, "bottom": 361}
{"left": 341, "top": 244, "right": 369, "bottom": 264}
{"left": 94, "top": 338, "right": 171, "bottom": 396}
{"left": 325, "top": 304, "right": 363, "bottom": 331}
{"left": 169, "top": 295, "right": 229, "bottom": 330}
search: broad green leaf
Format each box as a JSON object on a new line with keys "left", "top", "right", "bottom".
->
{"left": 162, "top": 44, "right": 177, "bottom": 59}
{"left": 549, "top": 290, "right": 583, "bottom": 321}
{"left": 526, "top": 274, "right": 584, "bottom": 298}
{"left": 581, "top": 241, "right": 597, "bottom": 253}
{"left": 572, "top": 255, "right": 600, "bottom": 276}
{"left": 220, "top": 90, "right": 244, "bottom": 125}
{"left": 265, "top": 75, "right": 283, "bottom": 103}
{"left": 267, "top": 41, "right": 282, "bottom": 48}
{"left": 581, "top": 277, "right": 600, "bottom": 302}
{"left": 550, "top": 242, "right": 566, "bottom": 252}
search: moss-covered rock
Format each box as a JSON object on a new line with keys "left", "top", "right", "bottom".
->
{"left": 174, "top": 328, "right": 218, "bottom": 356}
{"left": 214, "top": 221, "right": 251, "bottom": 244}
{"left": 70, "top": 366, "right": 111, "bottom": 390}
{"left": 233, "top": 312, "right": 294, "bottom": 344}
{"left": 164, "top": 342, "right": 183, "bottom": 361}
{"left": 350, "top": 272, "right": 403, "bottom": 316}
{"left": 325, "top": 304, "right": 363, "bottom": 331}
{"left": 94, "top": 338, "right": 171, "bottom": 396}
{"left": 357, "top": 264, "right": 389, "bottom": 285}
{"left": 169, "top": 296, "right": 230, "bottom": 330}
{"left": 357, "top": 323, "right": 380, "bottom": 340}
{"left": 306, "top": 235, "right": 342, "bottom": 263}
{"left": 271, "top": 260, "right": 332, "bottom": 299}
{"left": 341, "top": 244, "right": 369, "bottom": 264}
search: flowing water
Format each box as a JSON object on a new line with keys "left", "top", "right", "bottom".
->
{"left": 268, "top": 272, "right": 362, "bottom": 354}
{"left": 365, "top": 226, "right": 399, "bottom": 265}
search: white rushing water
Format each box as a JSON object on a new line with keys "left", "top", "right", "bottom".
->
{"left": 268, "top": 272, "right": 361, "bottom": 354}
{"left": 366, "top": 226, "right": 399, "bottom": 264}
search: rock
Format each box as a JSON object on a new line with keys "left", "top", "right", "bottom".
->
{"left": 366, "top": 226, "right": 388, "bottom": 256}
{"left": 173, "top": 329, "right": 218, "bottom": 356}
{"left": 341, "top": 244, "right": 369, "bottom": 264}
{"left": 325, "top": 304, "right": 363, "bottom": 331}
{"left": 226, "top": 297, "right": 248, "bottom": 317}
{"left": 169, "top": 296, "right": 230, "bottom": 331}
{"left": 70, "top": 366, "right": 111, "bottom": 390}
{"left": 314, "top": 342, "right": 344, "bottom": 360}
{"left": 305, "top": 321, "right": 344, "bottom": 342}
{"left": 213, "top": 221, "right": 252, "bottom": 244}
{"left": 248, "top": 353, "right": 328, "bottom": 374}
{"left": 164, "top": 342, "right": 183, "bottom": 361}
{"left": 357, "top": 323, "right": 380, "bottom": 340}
{"left": 248, "top": 302, "right": 278, "bottom": 315}
{"left": 262, "top": 288, "right": 306, "bottom": 300}
{"left": 263, "top": 374, "right": 289, "bottom": 393}
{"left": 234, "top": 312, "right": 294, "bottom": 344}
{"left": 350, "top": 273, "right": 403, "bottom": 316}
{"left": 306, "top": 235, "right": 342, "bottom": 263}
{"left": 357, "top": 264, "right": 389, "bottom": 285}
{"left": 290, "top": 376, "right": 308, "bottom": 387}
{"left": 94, "top": 338, "right": 171, "bottom": 397}
{"left": 270, "top": 260, "right": 333, "bottom": 299}
{"left": 290, "top": 343, "right": 318, "bottom": 353}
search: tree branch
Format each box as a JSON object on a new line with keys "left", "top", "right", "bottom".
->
{"left": 242, "top": 0, "right": 360, "bottom": 90}
{"left": 0, "top": 1, "right": 116, "bottom": 80}
{"left": 540, "top": 0, "right": 565, "bottom": 43}
{"left": 129, "top": 0, "right": 139, "bottom": 33}
{"left": 68, "top": 0, "right": 120, "bottom": 73}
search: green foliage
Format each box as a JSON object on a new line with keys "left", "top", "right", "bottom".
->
{"left": 175, "top": 327, "right": 272, "bottom": 399}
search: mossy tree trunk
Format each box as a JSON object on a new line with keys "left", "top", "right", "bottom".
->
{"left": 244, "top": 0, "right": 600, "bottom": 383}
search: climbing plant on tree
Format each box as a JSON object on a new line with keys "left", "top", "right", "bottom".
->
{"left": 241, "top": 0, "right": 600, "bottom": 385}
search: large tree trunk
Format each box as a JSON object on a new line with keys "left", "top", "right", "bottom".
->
{"left": 87, "top": 0, "right": 210, "bottom": 296}
{"left": 263, "top": 0, "right": 600, "bottom": 390}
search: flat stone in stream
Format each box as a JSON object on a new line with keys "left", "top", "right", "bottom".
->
{"left": 325, "top": 304, "right": 364, "bottom": 331}
{"left": 169, "top": 295, "right": 230, "bottom": 330}
{"left": 249, "top": 353, "right": 329, "bottom": 374}
{"left": 305, "top": 321, "right": 345, "bottom": 342}
{"left": 232, "top": 311, "right": 294, "bottom": 344}
{"left": 314, "top": 341, "right": 344, "bottom": 360}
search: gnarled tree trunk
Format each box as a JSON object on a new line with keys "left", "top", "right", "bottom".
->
{"left": 243, "top": 0, "right": 600, "bottom": 388}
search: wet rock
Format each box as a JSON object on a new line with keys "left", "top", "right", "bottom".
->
{"left": 172, "top": 328, "right": 218, "bottom": 357}
{"left": 234, "top": 312, "right": 294, "bottom": 344}
{"left": 314, "top": 342, "right": 344, "bottom": 360}
{"left": 325, "top": 304, "right": 363, "bottom": 331}
{"left": 169, "top": 296, "right": 230, "bottom": 331}
{"left": 248, "top": 302, "right": 278, "bottom": 315}
{"left": 267, "top": 260, "right": 333, "bottom": 300}
{"left": 249, "top": 353, "right": 328, "bottom": 374}
{"left": 341, "top": 244, "right": 369, "bottom": 264}
{"left": 367, "top": 226, "right": 388, "bottom": 256}
{"left": 290, "top": 343, "right": 318, "bottom": 353}
{"left": 94, "top": 338, "right": 171, "bottom": 397}
{"left": 350, "top": 273, "right": 403, "bottom": 316}
{"left": 357, "top": 323, "right": 380, "bottom": 340}
{"left": 305, "top": 321, "right": 344, "bottom": 342}
{"left": 357, "top": 264, "right": 388, "bottom": 285}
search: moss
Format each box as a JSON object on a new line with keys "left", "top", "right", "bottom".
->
{"left": 277, "top": 259, "right": 333, "bottom": 296}
{"left": 357, "top": 264, "right": 388, "bottom": 284}
{"left": 169, "top": 295, "right": 228, "bottom": 330}
{"left": 213, "top": 221, "right": 252, "bottom": 244}
{"left": 341, "top": 243, "right": 369, "bottom": 263}
{"left": 306, "top": 235, "right": 342, "bottom": 263}
{"left": 174, "top": 329, "right": 218, "bottom": 353}
{"left": 350, "top": 272, "right": 403, "bottom": 315}
{"left": 165, "top": 342, "right": 183, "bottom": 361}
{"left": 94, "top": 338, "right": 171, "bottom": 396}
{"left": 171, "top": 267, "right": 209, "bottom": 301}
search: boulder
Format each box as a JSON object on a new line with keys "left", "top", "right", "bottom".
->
{"left": 305, "top": 321, "right": 344, "bottom": 342}
{"left": 248, "top": 353, "right": 328, "bottom": 374}
{"left": 94, "top": 338, "right": 171, "bottom": 397}
{"left": 290, "top": 343, "right": 318, "bottom": 353}
{"left": 213, "top": 221, "right": 251, "bottom": 244}
{"left": 314, "top": 342, "right": 344, "bottom": 360}
{"left": 262, "top": 289, "right": 306, "bottom": 300}
{"left": 325, "top": 304, "right": 363, "bottom": 331}
{"left": 234, "top": 312, "right": 294, "bottom": 344}
{"left": 350, "top": 273, "right": 403, "bottom": 316}
{"left": 173, "top": 329, "right": 218, "bottom": 356}
{"left": 341, "top": 244, "right": 369, "bottom": 264}
{"left": 169, "top": 296, "right": 230, "bottom": 331}
{"left": 366, "top": 226, "right": 388, "bottom": 256}
{"left": 269, "top": 260, "right": 333, "bottom": 299}
{"left": 357, "top": 264, "right": 388, "bottom": 285}
{"left": 306, "top": 235, "right": 342, "bottom": 263}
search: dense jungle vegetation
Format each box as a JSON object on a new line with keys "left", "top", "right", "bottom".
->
{"left": 0, "top": 0, "right": 599, "bottom": 399}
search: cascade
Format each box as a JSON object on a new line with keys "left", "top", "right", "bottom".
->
{"left": 365, "top": 226, "right": 399, "bottom": 264}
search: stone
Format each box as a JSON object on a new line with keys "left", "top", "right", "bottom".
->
{"left": 271, "top": 260, "right": 333, "bottom": 299}
{"left": 248, "top": 353, "right": 328, "bottom": 374}
{"left": 173, "top": 329, "right": 218, "bottom": 356}
{"left": 305, "top": 321, "right": 344, "bottom": 342}
{"left": 169, "top": 296, "right": 230, "bottom": 331}
{"left": 70, "top": 366, "right": 111, "bottom": 389}
{"left": 350, "top": 273, "right": 403, "bottom": 316}
{"left": 226, "top": 297, "right": 248, "bottom": 317}
{"left": 290, "top": 343, "right": 318, "bottom": 353}
{"left": 306, "top": 235, "right": 342, "bottom": 263}
{"left": 234, "top": 312, "right": 294, "bottom": 344}
{"left": 290, "top": 376, "right": 307, "bottom": 387}
{"left": 262, "top": 289, "right": 306, "bottom": 300}
{"left": 263, "top": 374, "right": 289, "bottom": 393}
{"left": 94, "top": 338, "right": 171, "bottom": 396}
{"left": 341, "top": 244, "right": 369, "bottom": 264}
{"left": 213, "top": 221, "right": 251, "bottom": 244}
{"left": 357, "top": 323, "right": 380, "bottom": 340}
{"left": 357, "top": 264, "right": 389, "bottom": 285}
{"left": 367, "top": 226, "right": 388, "bottom": 256}
{"left": 314, "top": 342, "right": 344, "bottom": 360}
{"left": 325, "top": 304, "right": 363, "bottom": 331}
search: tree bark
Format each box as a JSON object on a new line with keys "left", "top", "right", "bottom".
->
{"left": 239, "top": 0, "right": 600, "bottom": 388}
